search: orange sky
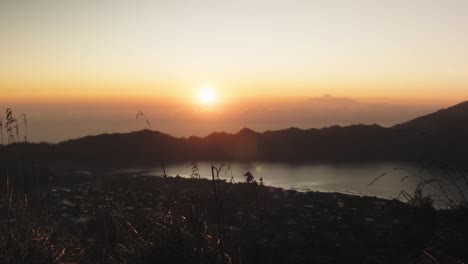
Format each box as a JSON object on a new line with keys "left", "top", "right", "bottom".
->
{"left": 1, "top": 0, "right": 468, "bottom": 104}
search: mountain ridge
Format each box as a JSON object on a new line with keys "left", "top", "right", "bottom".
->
{"left": 0, "top": 101, "right": 467, "bottom": 168}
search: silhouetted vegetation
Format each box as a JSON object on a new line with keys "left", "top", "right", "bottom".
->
{"left": 369, "top": 161, "right": 468, "bottom": 210}
{"left": 136, "top": 110, "right": 152, "bottom": 131}
{"left": 3, "top": 168, "right": 464, "bottom": 263}
{"left": 0, "top": 108, "right": 27, "bottom": 145}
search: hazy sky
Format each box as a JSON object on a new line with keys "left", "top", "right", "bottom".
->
{"left": 0, "top": 1, "right": 467, "bottom": 141}
{"left": 1, "top": 0, "right": 468, "bottom": 101}
{"left": 0, "top": 95, "right": 451, "bottom": 143}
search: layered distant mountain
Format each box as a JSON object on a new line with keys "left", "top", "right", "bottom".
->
{"left": 1, "top": 101, "right": 468, "bottom": 168}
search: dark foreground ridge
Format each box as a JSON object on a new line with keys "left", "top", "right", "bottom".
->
{"left": 1, "top": 101, "right": 468, "bottom": 168}
{"left": 1, "top": 170, "right": 466, "bottom": 263}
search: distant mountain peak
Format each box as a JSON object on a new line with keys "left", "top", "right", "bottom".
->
{"left": 236, "top": 127, "right": 258, "bottom": 136}
{"left": 206, "top": 131, "right": 230, "bottom": 138}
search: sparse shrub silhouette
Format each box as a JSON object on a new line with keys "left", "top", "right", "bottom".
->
{"left": 20, "top": 113, "right": 27, "bottom": 142}
{"left": 0, "top": 115, "right": 3, "bottom": 145}
{"left": 243, "top": 171, "right": 254, "bottom": 184}
{"left": 369, "top": 162, "right": 468, "bottom": 209}
{"left": 189, "top": 161, "right": 201, "bottom": 179}
{"left": 210, "top": 162, "right": 228, "bottom": 264}
{"left": 136, "top": 110, "right": 152, "bottom": 130}
{"left": 108, "top": 210, "right": 223, "bottom": 264}
{"left": 5, "top": 108, "right": 18, "bottom": 144}
{"left": 0, "top": 198, "right": 70, "bottom": 264}
{"left": 0, "top": 109, "right": 28, "bottom": 144}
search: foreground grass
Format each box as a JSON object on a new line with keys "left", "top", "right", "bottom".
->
{"left": 0, "top": 169, "right": 467, "bottom": 263}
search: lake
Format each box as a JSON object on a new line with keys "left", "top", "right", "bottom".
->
{"left": 128, "top": 161, "right": 467, "bottom": 207}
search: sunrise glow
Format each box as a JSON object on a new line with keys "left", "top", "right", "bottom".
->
{"left": 197, "top": 86, "right": 218, "bottom": 105}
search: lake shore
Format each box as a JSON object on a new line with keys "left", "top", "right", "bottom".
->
{"left": 1, "top": 169, "right": 466, "bottom": 263}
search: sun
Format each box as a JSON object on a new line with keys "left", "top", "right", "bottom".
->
{"left": 197, "top": 86, "right": 217, "bottom": 105}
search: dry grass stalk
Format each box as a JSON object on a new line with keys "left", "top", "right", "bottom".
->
{"left": 136, "top": 110, "right": 151, "bottom": 130}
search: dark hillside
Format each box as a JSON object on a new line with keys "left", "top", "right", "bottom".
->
{"left": 1, "top": 101, "right": 468, "bottom": 168}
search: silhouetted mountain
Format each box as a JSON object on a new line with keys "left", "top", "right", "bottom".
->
{"left": 394, "top": 101, "right": 468, "bottom": 137}
{"left": 1, "top": 101, "right": 467, "bottom": 168}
